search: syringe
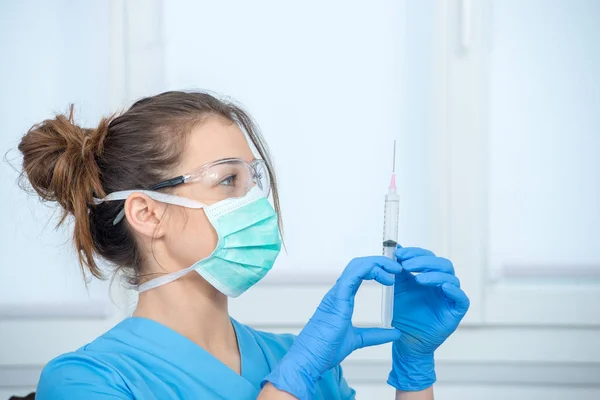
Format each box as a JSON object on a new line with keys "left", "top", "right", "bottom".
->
{"left": 381, "top": 140, "right": 399, "bottom": 328}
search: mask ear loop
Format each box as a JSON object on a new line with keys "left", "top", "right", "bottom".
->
{"left": 93, "top": 190, "right": 208, "bottom": 225}
{"left": 137, "top": 266, "right": 196, "bottom": 293}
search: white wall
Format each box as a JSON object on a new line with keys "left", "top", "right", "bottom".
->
{"left": 1, "top": 0, "right": 599, "bottom": 399}
{"left": 481, "top": 0, "right": 600, "bottom": 328}
{"left": 488, "top": 0, "right": 600, "bottom": 277}
{"left": 0, "top": 0, "right": 113, "bottom": 308}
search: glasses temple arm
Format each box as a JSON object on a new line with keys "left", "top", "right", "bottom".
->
{"left": 149, "top": 175, "right": 187, "bottom": 191}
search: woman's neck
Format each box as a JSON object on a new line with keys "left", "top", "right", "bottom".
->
{"left": 133, "top": 272, "right": 240, "bottom": 371}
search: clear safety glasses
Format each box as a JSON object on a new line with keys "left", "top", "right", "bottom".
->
{"left": 102, "top": 158, "right": 271, "bottom": 225}
{"left": 151, "top": 158, "right": 271, "bottom": 201}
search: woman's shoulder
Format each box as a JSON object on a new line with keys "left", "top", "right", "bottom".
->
{"left": 36, "top": 346, "right": 131, "bottom": 399}
{"left": 36, "top": 319, "right": 141, "bottom": 399}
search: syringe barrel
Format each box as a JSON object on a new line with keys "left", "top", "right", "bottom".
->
{"left": 381, "top": 190, "right": 399, "bottom": 328}
{"left": 383, "top": 192, "right": 400, "bottom": 243}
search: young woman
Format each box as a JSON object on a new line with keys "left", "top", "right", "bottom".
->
{"left": 18, "top": 91, "right": 469, "bottom": 399}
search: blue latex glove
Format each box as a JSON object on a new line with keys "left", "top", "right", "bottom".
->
{"left": 388, "top": 246, "right": 470, "bottom": 391}
{"left": 263, "top": 256, "right": 403, "bottom": 399}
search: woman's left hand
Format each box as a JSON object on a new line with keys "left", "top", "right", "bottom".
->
{"left": 388, "top": 246, "right": 470, "bottom": 391}
{"left": 263, "top": 256, "right": 403, "bottom": 400}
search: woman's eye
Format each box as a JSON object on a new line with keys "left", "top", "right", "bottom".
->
{"left": 219, "top": 174, "right": 238, "bottom": 186}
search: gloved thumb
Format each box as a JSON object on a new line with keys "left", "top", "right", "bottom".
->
{"left": 355, "top": 327, "right": 402, "bottom": 349}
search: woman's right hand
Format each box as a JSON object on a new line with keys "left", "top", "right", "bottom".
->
{"left": 262, "top": 256, "right": 403, "bottom": 399}
{"left": 388, "top": 247, "right": 470, "bottom": 392}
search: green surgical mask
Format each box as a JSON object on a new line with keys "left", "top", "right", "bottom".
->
{"left": 95, "top": 186, "right": 281, "bottom": 297}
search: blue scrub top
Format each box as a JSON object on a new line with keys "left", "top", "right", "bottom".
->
{"left": 36, "top": 317, "right": 356, "bottom": 399}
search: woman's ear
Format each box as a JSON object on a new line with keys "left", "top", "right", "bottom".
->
{"left": 123, "top": 193, "right": 168, "bottom": 239}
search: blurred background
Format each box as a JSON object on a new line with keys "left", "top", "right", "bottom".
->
{"left": 1, "top": 0, "right": 599, "bottom": 399}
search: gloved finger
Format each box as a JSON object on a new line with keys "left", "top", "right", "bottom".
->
{"left": 441, "top": 283, "right": 470, "bottom": 315}
{"left": 401, "top": 256, "right": 455, "bottom": 275}
{"left": 355, "top": 327, "right": 402, "bottom": 349}
{"left": 393, "top": 269, "right": 415, "bottom": 295}
{"left": 414, "top": 272, "right": 460, "bottom": 288}
{"left": 337, "top": 257, "right": 402, "bottom": 300}
{"left": 395, "top": 247, "right": 436, "bottom": 262}
{"left": 368, "top": 267, "right": 396, "bottom": 286}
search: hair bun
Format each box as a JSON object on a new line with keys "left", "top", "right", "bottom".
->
{"left": 18, "top": 105, "right": 116, "bottom": 279}
{"left": 18, "top": 105, "right": 107, "bottom": 215}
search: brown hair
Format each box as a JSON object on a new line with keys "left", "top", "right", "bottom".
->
{"left": 18, "top": 91, "right": 281, "bottom": 284}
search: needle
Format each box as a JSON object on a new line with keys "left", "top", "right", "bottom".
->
{"left": 392, "top": 140, "right": 396, "bottom": 174}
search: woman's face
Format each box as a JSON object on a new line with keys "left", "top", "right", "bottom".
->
{"left": 153, "top": 116, "right": 256, "bottom": 273}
